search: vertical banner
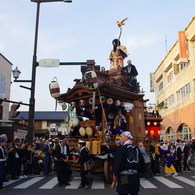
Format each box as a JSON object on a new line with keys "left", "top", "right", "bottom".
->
{"left": 0, "top": 74, "right": 6, "bottom": 99}
{"left": 178, "top": 31, "right": 188, "bottom": 62}
{"left": 150, "top": 72, "right": 154, "bottom": 92}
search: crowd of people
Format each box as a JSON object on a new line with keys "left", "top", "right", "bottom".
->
{"left": 1, "top": 132, "right": 195, "bottom": 194}
{"left": 0, "top": 134, "right": 93, "bottom": 191}
{"left": 149, "top": 138, "right": 194, "bottom": 177}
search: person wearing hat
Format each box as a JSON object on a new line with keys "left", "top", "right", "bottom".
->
{"left": 112, "top": 131, "right": 145, "bottom": 195}
{"left": 54, "top": 138, "right": 70, "bottom": 187}
{"left": 109, "top": 39, "right": 127, "bottom": 70}
{"left": 0, "top": 138, "right": 7, "bottom": 191}
{"left": 77, "top": 140, "right": 91, "bottom": 189}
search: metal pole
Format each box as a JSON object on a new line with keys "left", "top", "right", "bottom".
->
{"left": 27, "top": 0, "right": 40, "bottom": 144}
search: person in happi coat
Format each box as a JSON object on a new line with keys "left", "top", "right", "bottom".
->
{"left": 113, "top": 131, "right": 145, "bottom": 195}
{"left": 77, "top": 140, "right": 91, "bottom": 189}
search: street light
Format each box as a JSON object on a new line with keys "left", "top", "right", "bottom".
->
{"left": 12, "top": 67, "right": 21, "bottom": 80}
{"left": 12, "top": 0, "right": 72, "bottom": 144}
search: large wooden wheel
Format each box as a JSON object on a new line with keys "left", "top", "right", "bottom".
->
{"left": 104, "top": 157, "right": 114, "bottom": 183}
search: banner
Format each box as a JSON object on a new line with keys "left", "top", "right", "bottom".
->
{"left": 178, "top": 31, "right": 188, "bottom": 62}
{"left": 0, "top": 74, "right": 6, "bottom": 99}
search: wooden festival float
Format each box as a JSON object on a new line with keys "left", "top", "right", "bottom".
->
{"left": 49, "top": 18, "right": 163, "bottom": 183}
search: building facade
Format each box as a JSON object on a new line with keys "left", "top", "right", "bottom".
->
{"left": 8, "top": 111, "right": 68, "bottom": 140}
{"left": 0, "top": 53, "right": 12, "bottom": 120}
{"left": 154, "top": 15, "right": 195, "bottom": 141}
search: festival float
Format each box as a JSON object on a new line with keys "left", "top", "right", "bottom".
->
{"left": 49, "top": 18, "right": 163, "bottom": 183}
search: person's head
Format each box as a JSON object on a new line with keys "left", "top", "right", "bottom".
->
{"left": 112, "top": 39, "right": 120, "bottom": 52}
{"left": 127, "top": 60, "right": 132, "bottom": 65}
{"left": 14, "top": 138, "right": 20, "bottom": 145}
{"left": 0, "top": 138, "right": 7, "bottom": 146}
{"left": 172, "top": 145, "right": 176, "bottom": 150}
{"left": 60, "top": 138, "right": 68, "bottom": 146}
{"left": 138, "top": 142, "right": 143, "bottom": 148}
{"left": 0, "top": 134, "right": 8, "bottom": 141}
{"left": 120, "top": 131, "right": 133, "bottom": 144}
{"left": 54, "top": 137, "right": 59, "bottom": 143}
{"left": 117, "top": 109, "right": 122, "bottom": 115}
{"left": 159, "top": 140, "right": 164, "bottom": 145}
{"left": 78, "top": 140, "right": 86, "bottom": 148}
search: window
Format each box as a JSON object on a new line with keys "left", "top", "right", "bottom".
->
{"left": 158, "top": 81, "right": 163, "bottom": 91}
{"left": 177, "top": 62, "right": 188, "bottom": 73}
{"left": 179, "top": 125, "right": 191, "bottom": 140}
{"left": 166, "top": 94, "right": 174, "bottom": 106}
{"left": 177, "top": 83, "right": 190, "bottom": 100}
{"left": 167, "top": 70, "right": 173, "bottom": 83}
{"left": 167, "top": 127, "right": 175, "bottom": 141}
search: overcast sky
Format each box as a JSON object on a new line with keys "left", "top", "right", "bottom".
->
{"left": 1, "top": 0, "right": 195, "bottom": 111}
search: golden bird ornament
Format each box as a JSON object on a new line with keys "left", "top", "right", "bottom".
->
{"left": 116, "top": 17, "right": 128, "bottom": 27}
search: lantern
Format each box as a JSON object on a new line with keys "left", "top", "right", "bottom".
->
{"left": 49, "top": 77, "right": 60, "bottom": 98}
{"left": 71, "top": 102, "right": 76, "bottom": 107}
{"left": 99, "top": 96, "right": 106, "bottom": 103}
{"left": 79, "top": 100, "right": 85, "bottom": 106}
{"left": 89, "top": 98, "right": 93, "bottom": 104}
{"left": 121, "top": 101, "right": 126, "bottom": 107}
{"left": 107, "top": 98, "right": 113, "bottom": 105}
{"left": 62, "top": 103, "right": 67, "bottom": 110}
{"left": 160, "top": 121, "right": 163, "bottom": 126}
{"left": 153, "top": 122, "right": 157, "bottom": 126}
{"left": 147, "top": 122, "right": 151, "bottom": 126}
{"left": 145, "top": 130, "right": 148, "bottom": 135}
{"left": 84, "top": 71, "right": 98, "bottom": 90}
{"left": 115, "top": 100, "right": 121, "bottom": 106}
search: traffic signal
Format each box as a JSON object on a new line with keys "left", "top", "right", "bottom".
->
{"left": 10, "top": 104, "right": 20, "bottom": 118}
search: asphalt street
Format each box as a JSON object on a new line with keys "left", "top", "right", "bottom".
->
{"left": 1, "top": 168, "right": 195, "bottom": 195}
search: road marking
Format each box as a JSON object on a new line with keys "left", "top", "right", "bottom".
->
{"left": 65, "top": 177, "right": 81, "bottom": 189}
{"left": 39, "top": 177, "right": 58, "bottom": 189}
{"left": 13, "top": 177, "right": 44, "bottom": 189}
{"left": 4, "top": 178, "right": 23, "bottom": 186}
{"left": 91, "top": 177, "right": 105, "bottom": 189}
{"left": 140, "top": 178, "right": 157, "bottom": 188}
{"left": 174, "top": 176, "right": 195, "bottom": 187}
{"left": 154, "top": 176, "right": 183, "bottom": 188}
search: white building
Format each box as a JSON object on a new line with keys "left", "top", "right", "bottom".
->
{"left": 0, "top": 53, "right": 12, "bottom": 120}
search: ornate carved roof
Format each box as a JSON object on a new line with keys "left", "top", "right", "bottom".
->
{"left": 58, "top": 66, "right": 144, "bottom": 105}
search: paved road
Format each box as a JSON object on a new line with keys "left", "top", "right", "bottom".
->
{"left": 2, "top": 168, "right": 195, "bottom": 195}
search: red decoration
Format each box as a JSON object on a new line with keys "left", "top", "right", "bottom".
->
{"left": 107, "top": 98, "right": 113, "bottom": 105}
{"left": 137, "top": 126, "right": 141, "bottom": 133}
